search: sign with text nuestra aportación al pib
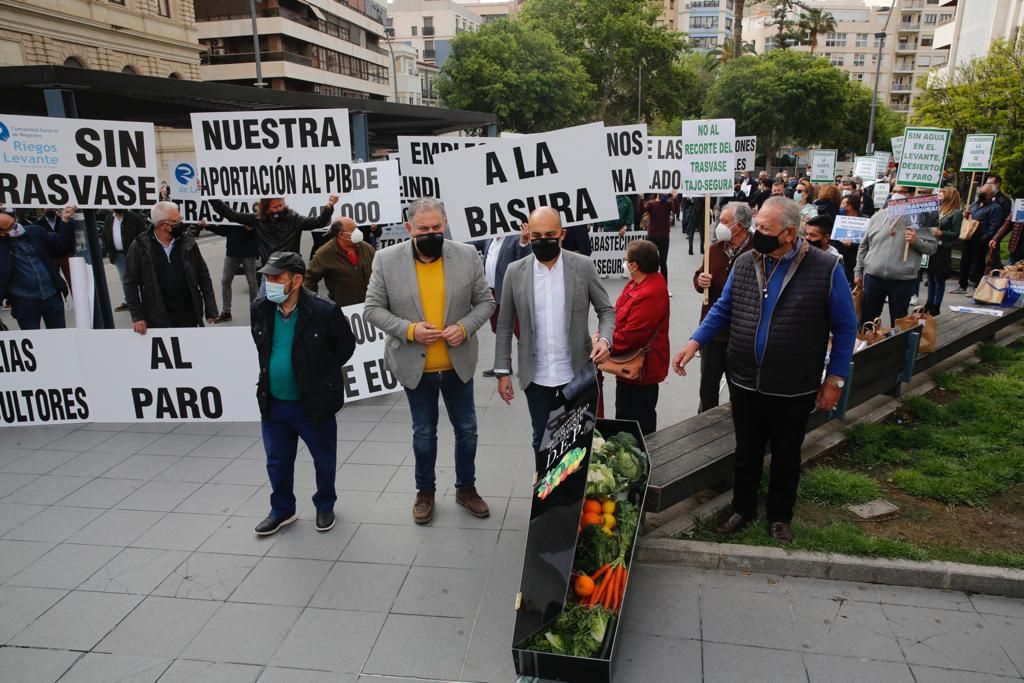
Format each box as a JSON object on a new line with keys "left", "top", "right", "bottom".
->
{"left": 896, "top": 127, "right": 951, "bottom": 189}
{"left": 680, "top": 118, "right": 736, "bottom": 197}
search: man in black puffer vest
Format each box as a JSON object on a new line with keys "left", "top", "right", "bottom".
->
{"left": 673, "top": 196, "right": 858, "bottom": 544}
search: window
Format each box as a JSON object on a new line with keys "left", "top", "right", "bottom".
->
{"left": 939, "top": 13, "right": 953, "bottom": 22}
{"left": 855, "top": 33, "right": 868, "bottom": 47}
{"left": 830, "top": 54, "right": 844, "bottom": 67}
{"left": 919, "top": 55, "right": 930, "bottom": 66}
{"left": 853, "top": 53, "right": 865, "bottom": 67}
{"left": 63, "top": 56, "right": 85, "bottom": 67}
{"left": 108, "top": 0, "right": 124, "bottom": 4}
{"left": 854, "top": 73, "right": 864, "bottom": 81}
{"left": 825, "top": 32, "right": 847, "bottom": 47}
{"left": 924, "top": 14, "right": 937, "bottom": 24}
{"left": 873, "top": 35, "right": 883, "bottom": 48}
{"left": 168, "top": 72, "right": 182, "bottom": 79}
{"left": 690, "top": 16, "right": 719, "bottom": 29}
{"left": 764, "top": 36, "right": 775, "bottom": 51}
{"left": 411, "top": 25, "right": 417, "bottom": 35}
{"left": 921, "top": 37, "right": 933, "bottom": 47}
{"left": 726, "top": 18, "right": 733, "bottom": 31}
{"left": 927, "top": 0, "right": 939, "bottom": 4}
{"left": 157, "top": 0, "right": 170, "bottom": 17}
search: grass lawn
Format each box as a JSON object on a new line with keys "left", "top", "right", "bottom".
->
{"left": 687, "top": 341, "right": 1024, "bottom": 570}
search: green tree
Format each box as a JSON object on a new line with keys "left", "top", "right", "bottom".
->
{"left": 765, "top": 0, "right": 809, "bottom": 49}
{"left": 705, "top": 37, "right": 757, "bottom": 72}
{"left": 436, "top": 20, "right": 594, "bottom": 133}
{"left": 913, "top": 30, "right": 1024, "bottom": 195}
{"left": 833, "top": 81, "right": 907, "bottom": 156}
{"left": 799, "top": 8, "right": 837, "bottom": 55}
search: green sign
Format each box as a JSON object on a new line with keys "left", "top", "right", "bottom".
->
{"left": 895, "top": 127, "right": 951, "bottom": 189}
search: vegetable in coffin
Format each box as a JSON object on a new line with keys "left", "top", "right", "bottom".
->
{"left": 523, "top": 605, "right": 615, "bottom": 658}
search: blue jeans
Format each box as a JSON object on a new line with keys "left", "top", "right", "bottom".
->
{"left": 404, "top": 370, "right": 477, "bottom": 492}
{"left": 261, "top": 399, "right": 337, "bottom": 518}
{"left": 11, "top": 294, "right": 65, "bottom": 330}
{"left": 926, "top": 272, "right": 946, "bottom": 309}
{"left": 525, "top": 383, "right": 564, "bottom": 473}
{"left": 861, "top": 274, "right": 916, "bottom": 327}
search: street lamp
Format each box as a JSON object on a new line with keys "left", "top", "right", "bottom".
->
{"left": 384, "top": 26, "right": 400, "bottom": 103}
{"left": 866, "top": 0, "right": 897, "bottom": 155}
{"left": 249, "top": 0, "right": 266, "bottom": 87}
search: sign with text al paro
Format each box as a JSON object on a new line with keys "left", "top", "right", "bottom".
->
{"left": 396, "top": 136, "right": 490, "bottom": 199}
{"left": 0, "top": 114, "right": 158, "bottom": 208}
{"left": 891, "top": 136, "right": 905, "bottom": 164}
{"left": 734, "top": 136, "right": 757, "bottom": 173}
{"left": 680, "top": 118, "right": 736, "bottom": 197}
{"left": 434, "top": 123, "right": 617, "bottom": 242}
{"left": 960, "top": 134, "right": 996, "bottom": 172}
{"left": 191, "top": 109, "right": 354, "bottom": 204}
{"left": 647, "top": 136, "right": 684, "bottom": 192}
{"left": 605, "top": 124, "right": 649, "bottom": 195}
{"left": 896, "top": 127, "right": 951, "bottom": 189}
{"left": 810, "top": 149, "right": 838, "bottom": 183}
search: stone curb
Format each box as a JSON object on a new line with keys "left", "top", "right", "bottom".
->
{"left": 637, "top": 538, "right": 1024, "bottom": 599}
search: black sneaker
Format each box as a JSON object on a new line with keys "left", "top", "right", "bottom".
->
{"left": 214, "top": 312, "right": 233, "bottom": 324}
{"left": 114, "top": 302, "right": 129, "bottom": 312}
{"left": 315, "top": 510, "right": 335, "bottom": 532}
{"left": 254, "top": 513, "right": 296, "bottom": 536}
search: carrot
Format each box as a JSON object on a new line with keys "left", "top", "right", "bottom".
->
{"left": 592, "top": 564, "right": 611, "bottom": 582}
{"left": 608, "top": 567, "right": 621, "bottom": 610}
{"left": 604, "top": 567, "right": 620, "bottom": 610}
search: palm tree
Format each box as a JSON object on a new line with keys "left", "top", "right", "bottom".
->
{"left": 800, "top": 8, "right": 837, "bottom": 55}
{"left": 733, "top": 0, "right": 747, "bottom": 59}
{"left": 704, "top": 37, "right": 756, "bottom": 72}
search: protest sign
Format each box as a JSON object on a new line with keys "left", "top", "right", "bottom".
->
{"left": 853, "top": 156, "right": 879, "bottom": 182}
{"left": 433, "top": 123, "right": 617, "bottom": 242}
{"left": 192, "top": 109, "right": 359, "bottom": 204}
{"left": 605, "top": 124, "right": 648, "bottom": 195}
{"left": 873, "top": 182, "right": 891, "bottom": 209}
{"left": 734, "top": 136, "right": 757, "bottom": 173}
{"left": 338, "top": 304, "right": 402, "bottom": 401}
{"left": 832, "top": 215, "right": 871, "bottom": 243}
{"left": 0, "top": 114, "right": 158, "bottom": 208}
{"left": 378, "top": 222, "right": 411, "bottom": 249}
{"left": 892, "top": 136, "right": 905, "bottom": 164}
{"left": 960, "top": 134, "right": 996, "bottom": 172}
{"left": 873, "top": 151, "right": 892, "bottom": 174}
{"left": 1013, "top": 198, "right": 1024, "bottom": 223}
{"left": 810, "top": 149, "right": 837, "bottom": 183}
{"left": 589, "top": 230, "right": 646, "bottom": 277}
{"left": 0, "top": 330, "right": 91, "bottom": 426}
{"left": 885, "top": 194, "right": 941, "bottom": 233}
{"left": 396, "top": 136, "right": 490, "bottom": 199}
{"left": 680, "top": 118, "right": 735, "bottom": 197}
{"left": 647, "top": 136, "right": 684, "bottom": 192}
{"left": 896, "top": 127, "right": 951, "bottom": 189}
{"left": 166, "top": 159, "right": 254, "bottom": 225}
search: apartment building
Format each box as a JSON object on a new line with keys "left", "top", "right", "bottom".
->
{"left": 392, "top": 40, "right": 440, "bottom": 106}
{"left": 460, "top": 0, "right": 521, "bottom": 24}
{"left": 385, "top": 0, "right": 482, "bottom": 66}
{"left": 664, "top": 0, "right": 738, "bottom": 50}
{"left": 932, "top": 0, "right": 1024, "bottom": 81}
{"left": 195, "top": 0, "right": 393, "bottom": 100}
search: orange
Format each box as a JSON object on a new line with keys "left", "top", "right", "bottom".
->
{"left": 581, "top": 512, "right": 603, "bottom": 527}
{"left": 583, "top": 499, "right": 602, "bottom": 515}
{"left": 574, "top": 575, "right": 595, "bottom": 598}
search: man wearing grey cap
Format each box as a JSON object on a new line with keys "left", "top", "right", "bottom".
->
{"left": 250, "top": 251, "right": 356, "bottom": 536}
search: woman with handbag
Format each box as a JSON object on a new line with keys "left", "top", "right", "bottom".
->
{"left": 956, "top": 183, "right": 1003, "bottom": 294}
{"left": 926, "top": 186, "right": 962, "bottom": 315}
{"left": 605, "top": 239, "right": 670, "bottom": 435}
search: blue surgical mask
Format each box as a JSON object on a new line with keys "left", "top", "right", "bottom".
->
{"left": 794, "top": 191, "right": 804, "bottom": 202}
{"left": 266, "top": 280, "right": 290, "bottom": 304}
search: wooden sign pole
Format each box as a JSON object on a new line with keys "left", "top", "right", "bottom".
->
{"left": 703, "top": 193, "right": 711, "bottom": 305}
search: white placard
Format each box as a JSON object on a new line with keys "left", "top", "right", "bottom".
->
{"left": 1013, "top": 198, "right": 1024, "bottom": 223}
{"left": 191, "top": 109, "right": 355, "bottom": 203}
{"left": 680, "top": 118, "right": 736, "bottom": 197}
{"left": 832, "top": 215, "right": 871, "bottom": 243}
{"left": 873, "top": 152, "right": 891, "bottom": 175}
{"left": 396, "top": 136, "right": 490, "bottom": 199}
{"left": 69, "top": 257, "right": 93, "bottom": 330}
{"left": 852, "top": 156, "right": 879, "bottom": 181}
{"left": 960, "top": 134, "right": 996, "bottom": 172}
{"left": 896, "top": 127, "right": 951, "bottom": 189}
{"left": 0, "top": 114, "right": 158, "bottom": 208}
{"left": 433, "top": 123, "right": 617, "bottom": 242}
{"left": 0, "top": 330, "right": 91, "bottom": 426}
{"left": 589, "top": 230, "right": 646, "bottom": 277}
{"left": 647, "top": 136, "right": 684, "bottom": 192}
{"left": 734, "top": 136, "right": 757, "bottom": 173}
{"left": 810, "top": 149, "right": 837, "bottom": 183}
{"left": 605, "top": 124, "right": 649, "bottom": 195}
{"left": 873, "top": 182, "right": 891, "bottom": 209}
{"left": 892, "top": 136, "right": 905, "bottom": 164}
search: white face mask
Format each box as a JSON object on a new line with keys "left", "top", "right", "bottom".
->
{"left": 793, "top": 191, "right": 804, "bottom": 203}
{"left": 715, "top": 223, "right": 733, "bottom": 242}
{"left": 622, "top": 260, "right": 631, "bottom": 276}
{"left": 890, "top": 193, "right": 908, "bottom": 202}
{"left": 349, "top": 228, "right": 364, "bottom": 244}
{"left": 842, "top": 190, "right": 853, "bottom": 197}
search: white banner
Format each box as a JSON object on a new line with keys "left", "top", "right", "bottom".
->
{"left": 896, "top": 127, "right": 951, "bottom": 189}
{"left": 680, "top": 118, "right": 735, "bottom": 197}
{"left": 852, "top": 156, "right": 879, "bottom": 182}
{"left": 646, "top": 136, "right": 684, "bottom": 192}
{"left": 873, "top": 152, "right": 892, "bottom": 175}
{"left": 832, "top": 215, "right": 871, "bottom": 243}
{"left": 323, "top": 159, "right": 402, "bottom": 225}
{"left": 0, "top": 114, "right": 158, "bottom": 208}
{"left": 1013, "top": 198, "right": 1024, "bottom": 223}
{"left": 589, "top": 230, "right": 646, "bottom": 278}
{"left": 873, "top": 182, "right": 891, "bottom": 209}
{"left": 434, "top": 123, "right": 617, "bottom": 242}
{"left": 734, "top": 136, "right": 756, "bottom": 173}
{"left": 605, "top": 124, "right": 648, "bottom": 195}
{"left": 960, "top": 134, "right": 996, "bottom": 172}
{"left": 191, "top": 109, "right": 356, "bottom": 203}
{"left": 810, "top": 150, "right": 837, "bottom": 183}
{"left": 892, "top": 136, "right": 905, "bottom": 164}
{"left": 396, "top": 136, "right": 490, "bottom": 199}
{"left": 166, "top": 159, "right": 253, "bottom": 225}
{"left": 0, "top": 304, "right": 401, "bottom": 427}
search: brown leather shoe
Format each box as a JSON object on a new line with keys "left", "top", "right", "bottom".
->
{"left": 413, "top": 491, "right": 435, "bottom": 525}
{"left": 715, "top": 511, "right": 752, "bottom": 535}
{"left": 770, "top": 522, "right": 794, "bottom": 544}
{"left": 455, "top": 486, "right": 490, "bottom": 518}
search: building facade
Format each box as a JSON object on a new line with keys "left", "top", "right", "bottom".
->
{"left": 671, "top": 0, "right": 737, "bottom": 50}
{"left": 391, "top": 40, "right": 440, "bottom": 107}
{"left": 385, "top": 0, "right": 482, "bottom": 66}
{"left": 932, "top": 0, "right": 1024, "bottom": 81}
{"left": 195, "top": 0, "right": 392, "bottom": 100}
{"left": 460, "top": 0, "right": 521, "bottom": 24}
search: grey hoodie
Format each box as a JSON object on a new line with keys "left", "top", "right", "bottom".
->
{"left": 855, "top": 209, "right": 937, "bottom": 281}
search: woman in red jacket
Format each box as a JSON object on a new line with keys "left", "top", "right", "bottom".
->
{"left": 612, "top": 239, "right": 671, "bottom": 434}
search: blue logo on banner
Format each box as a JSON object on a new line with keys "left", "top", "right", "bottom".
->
{"left": 174, "top": 163, "right": 195, "bottom": 185}
{"left": 0, "top": 121, "right": 10, "bottom": 142}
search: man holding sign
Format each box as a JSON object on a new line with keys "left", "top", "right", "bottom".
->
{"left": 210, "top": 195, "right": 338, "bottom": 265}
{"left": 0, "top": 206, "right": 77, "bottom": 330}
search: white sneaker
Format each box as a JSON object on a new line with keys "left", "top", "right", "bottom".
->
{"left": 910, "top": 295, "right": 919, "bottom": 306}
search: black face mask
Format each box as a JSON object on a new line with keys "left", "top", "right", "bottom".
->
{"left": 531, "top": 237, "right": 561, "bottom": 262}
{"left": 808, "top": 238, "right": 825, "bottom": 250}
{"left": 753, "top": 230, "right": 785, "bottom": 255}
{"left": 414, "top": 232, "right": 444, "bottom": 259}
{"left": 169, "top": 222, "right": 187, "bottom": 238}
{"left": 44, "top": 210, "right": 57, "bottom": 219}
{"left": 270, "top": 209, "right": 286, "bottom": 221}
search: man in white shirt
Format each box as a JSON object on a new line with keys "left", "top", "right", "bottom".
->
{"left": 102, "top": 209, "right": 145, "bottom": 311}
{"left": 494, "top": 207, "right": 615, "bottom": 472}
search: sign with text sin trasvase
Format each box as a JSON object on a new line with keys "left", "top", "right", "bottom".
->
{"left": 734, "top": 136, "right": 757, "bottom": 173}
{"left": 604, "top": 124, "right": 649, "bottom": 195}
{"left": 896, "top": 127, "right": 951, "bottom": 189}
{"left": 433, "top": 123, "right": 617, "bottom": 242}
{"left": 960, "top": 134, "right": 996, "bottom": 172}
{"left": 810, "top": 149, "right": 838, "bottom": 183}
{"left": 646, "top": 136, "right": 684, "bottom": 192}
{"left": 680, "top": 118, "right": 735, "bottom": 197}
{"left": 191, "top": 109, "right": 356, "bottom": 204}
{"left": 892, "top": 136, "right": 905, "bottom": 164}
{"left": 396, "top": 136, "right": 491, "bottom": 199}
{"left": 0, "top": 114, "right": 158, "bottom": 208}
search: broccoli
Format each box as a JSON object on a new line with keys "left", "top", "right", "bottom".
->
{"left": 574, "top": 524, "right": 620, "bottom": 575}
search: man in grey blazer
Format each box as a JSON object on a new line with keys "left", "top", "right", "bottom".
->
{"left": 364, "top": 198, "right": 495, "bottom": 524}
{"left": 494, "top": 207, "right": 615, "bottom": 473}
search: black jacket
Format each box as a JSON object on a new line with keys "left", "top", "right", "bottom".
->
{"left": 0, "top": 219, "right": 77, "bottom": 302}
{"left": 124, "top": 230, "right": 218, "bottom": 327}
{"left": 209, "top": 200, "right": 333, "bottom": 264}
{"left": 101, "top": 211, "right": 146, "bottom": 263}
{"left": 205, "top": 224, "right": 260, "bottom": 259}
{"left": 251, "top": 288, "right": 356, "bottom": 423}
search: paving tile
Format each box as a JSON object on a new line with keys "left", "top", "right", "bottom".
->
{"left": 265, "top": 520, "right": 357, "bottom": 561}
{"left": 501, "top": 497, "right": 532, "bottom": 532}
{"left": 217, "top": 422, "right": 263, "bottom": 437}
{"left": 174, "top": 482, "right": 260, "bottom": 515}
{"left": 78, "top": 547, "right": 189, "bottom": 595}
{"left": 0, "top": 424, "right": 76, "bottom": 450}
{"left": 153, "top": 552, "right": 260, "bottom": 601}
{"left": 8, "top": 542, "right": 120, "bottom": 589}
{"left": 0, "top": 449, "right": 79, "bottom": 474}
{"left": 345, "top": 441, "right": 410, "bottom": 466}
{"left": 182, "top": 602, "right": 302, "bottom": 665}
{"left": 130, "top": 512, "right": 225, "bottom": 551}
{"left": 270, "top": 607, "right": 386, "bottom": 673}
{"left": 208, "top": 458, "right": 267, "bottom": 486}
{"left": 884, "top": 603, "right": 1019, "bottom": 677}
{"left": 698, "top": 569, "right": 789, "bottom": 594}
{"left": 701, "top": 585, "right": 800, "bottom": 651}
{"left": 59, "top": 653, "right": 171, "bottom": 683}
{"left": 792, "top": 595, "right": 905, "bottom": 662}
{"left": 0, "top": 646, "right": 78, "bottom": 682}
{"left": 138, "top": 433, "right": 209, "bottom": 456}
{"left": 71, "top": 509, "right": 166, "bottom": 547}
{"left": 309, "top": 561, "right": 409, "bottom": 612}
{"left": 104, "top": 454, "right": 180, "bottom": 480}
{"left": 334, "top": 490, "right": 383, "bottom": 524}
{"left": 0, "top": 502, "right": 46, "bottom": 536}
{"left": 110, "top": 480, "right": 201, "bottom": 512}
{"left": 3, "top": 505, "right": 103, "bottom": 543}
{"left": 460, "top": 616, "right": 515, "bottom": 683}
{"left": 196, "top": 515, "right": 279, "bottom": 556}
{"left": 435, "top": 493, "right": 509, "bottom": 530}
{"left": 228, "top": 556, "right": 332, "bottom": 607}
{"left": 10, "top": 590, "right": 143, "bottom": 650}
{"left": 153, "top": 455, "right": 230, "bottom": 483}
{"left": 96, "top": 595, "right": 220, "bottom": 658}
{"left": 259, "top": 668, "right": 353, "bottom": 683}
{"left": 392, "top": 565, "right": 487, "bottom": 619}
{"left": 365, "top": 491, "right": 422, "bottom": 526}
{"left": 187, "top": 435, "right": 259, "bottom": 459}
{"left": 362, "top": 613, "right": 473, "bottom": 680}
{"left": 413, "top": 527, "right": 499, "bottom": 571}
{"left": 49, "top": 450, "right": 132, "bottom": 477}
{"left": 0, "top": 448, "right": 35, "bottom": 469}
{"left": 0, "top": 585, "right": 67, "bottom": 644}
{"left": 1, "top": 474, "right": 91, "bottom": 505}
{"left": 970, "top": 593, "right": 1024, "bottom": 619}
{"left": 171, "top": 422, "right": 226, "bottom": 436}
{"left": 910, "top": 665, "right": 1024, "bottom": 683}
{"left": 874, "top": 585, "right": 976, "bottom": 612}
{"left": 619, "top": 564, "right": 701, "bottom": 641}
{"left": 702, "top": 641, "right": 805, "bottom": 683}
{"left": 59, "top": 477, "right": 144, "bottom": 508}
{"left": 44, "top": 430, "right": 120, "bottom": 452}
{"left": 158, "top": 659, "right": 263, "bottom": 682}
{"left": 982, "top": 612, "right": 1024, "bottom": 675}
{"left": 0, "top": 539, "right": 55, "bottom": 583}
{"left": 335, "top": 421, "right": 376, "bottom": 441}
{"left": 339, "top": 523, "right": 425, "bottom": 565}
{"left": 336, "top": 463, "right": 400, "bottom": 492}
{"left": 384, "top": 465, "right": 453, "bottom": 496}
{"left": 804, "top": 654, "right": 915, "bottom": 683}
{"left": 87, "top": 431, "right": 163, "bottom": 454}
{"left": 785, "top": 576, "right": 882, "bottom": 604}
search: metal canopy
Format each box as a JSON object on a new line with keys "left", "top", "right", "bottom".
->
{"left": 0, "top": 65, "right": 497, "bottom": 144}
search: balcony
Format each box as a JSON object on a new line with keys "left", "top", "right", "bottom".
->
{"left": 899, "top": 21, "right": 921, "bottom": 31}
{"left": 422, "top": 48, "right": 436, "bottom": 60}
{"left": 895, "top": 42, "right": 917, "bottom": 52}
{"left": 422, "top": 25, "right": 435, "bottom": 36}
{"left": 894, "top": 62, "right": 916, "bottom": 72}
{"left": 891, "top": 83, "right": 912, "bottom": 91}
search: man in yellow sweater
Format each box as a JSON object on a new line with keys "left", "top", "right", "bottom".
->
{"left": 364, "top": 198, "right": 495, "bottom": 524}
